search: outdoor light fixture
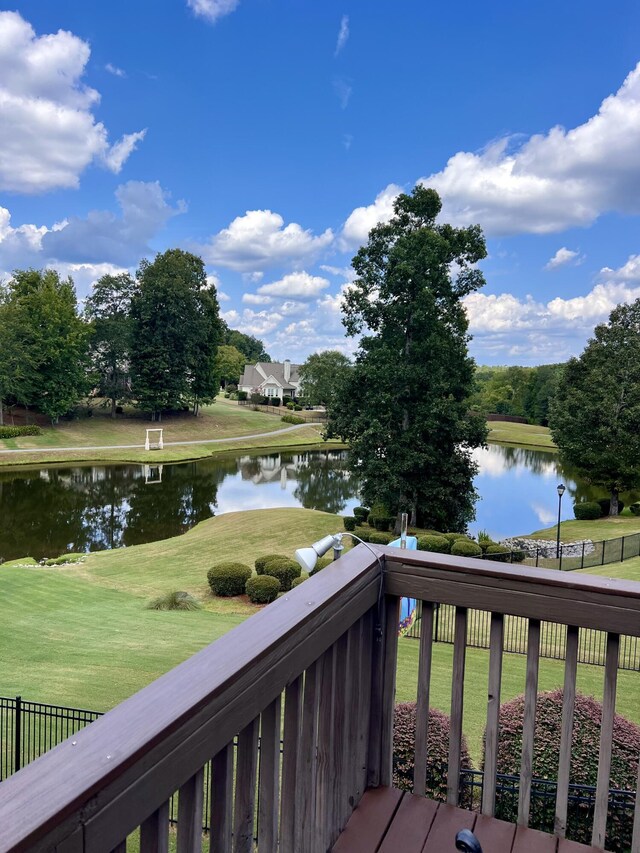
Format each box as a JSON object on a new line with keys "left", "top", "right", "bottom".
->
{"left": 556, "top": 483, "right": 566, "bottom": 560}
{"left": 294, "top": 532, "right": 384, "bottom": 573}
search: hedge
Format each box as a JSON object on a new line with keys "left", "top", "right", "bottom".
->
{"left": 0, "top": 425, "right": 42, "bottom": 438}
{"left": 394, "top": 702, "right": 472, "bottom": 803}
{"left": 281, "top": 414, "right": 305, "bottom": 425}
{"left": 258, "top": 555, "right": 301, "bottom": 591}
{"left": 450, "top": 539, "right": 483, "bottom": 558}
{"left": 487, "top": 690, "right": 640, "bottom": 850}
{"left": 442, "top": 532, "right": 469, "bottom": 544}
{"left": 255, "top": 554, "right": 289, "bottom": 574}
{"left": 343, "top": 516, "right": 357, "bottom": 532}
{"left": 368, "top": 531, "right": 394, "bottom": 545}
{"left": 207, "top": 562, "right": 252, "bottom": 596}
{"left": 630, "top": 502, "right": 640, "bottom": 517}
{"left": 353, "top": 506, "right": 370, "bottom": 523}
{"left": 417, "top": 534, "right": 450, "bottom": 554}
{"left": 484, "top": 544, "right": 511, "bottom": 562}
{"left": 291, "top": 572, "right": 309, "bottom": 588}
{"left": 245, "top": 575, "right": 280, "bottom": 604}
{"left": 573, "top": 501, "right": 602, "bottom": 521}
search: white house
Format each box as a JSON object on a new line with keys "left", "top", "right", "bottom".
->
{"left": 238, "top": 360, "right": 302, "bottom": 401}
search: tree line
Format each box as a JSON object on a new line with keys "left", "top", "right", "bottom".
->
{"left": 469, "top": 363, "right": 564, "bottom": 425}
{"left": 0, "top": 249, "right": 270, "bottom": 424}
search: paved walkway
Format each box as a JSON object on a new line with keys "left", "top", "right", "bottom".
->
{"left": 0, "top": 422, "right": 324, "bottom": 455}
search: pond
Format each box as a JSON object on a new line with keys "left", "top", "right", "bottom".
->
{"left": 0, "top": 445, "right": 637, "bottom": 562}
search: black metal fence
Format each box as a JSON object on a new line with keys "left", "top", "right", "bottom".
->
{"left": 403, "top": 602, "right": 640, "bottom": 671}
{"left": 1, "top": 696, "right": 637, "bottom": 850}
{"left": 517, "top": 531, "right": 640, "bottom": 571}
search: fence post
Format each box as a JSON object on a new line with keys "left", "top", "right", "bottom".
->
{"left": 535, "top": 547, "right": 539, "bottom": 568}
{"left": 581, "top": 541, "right": 585, "bottom": 569}
{"left": 558, "top": 545, "right": 563, "bottom": 571}
{"left": 14, "top": 695, "right": 21, "bottom": 773}
{"left": 434, "top": 604, "right": 440, "bottom": 643}
{"left": 601, "top": 539, "right": 606, "bottom": 566}
{"left": 621, "top": 536, "right": 625, "bottom": 562}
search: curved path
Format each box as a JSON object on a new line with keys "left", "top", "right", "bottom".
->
{"left": 0, "top": 421, "right": 324, "bottom": 455}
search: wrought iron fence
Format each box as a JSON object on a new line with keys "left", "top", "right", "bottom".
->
{"left": 1, "top": 696, "right": 637, "bottom": 850}
{"left": 516, "top": 531, "right": 640, "bottom": 571}
{"left": 402, "top": 602, "right": 640, "bottom": 671}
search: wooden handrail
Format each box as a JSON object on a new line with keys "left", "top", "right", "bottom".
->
{"left": 0, "top": 545, "right": 380, "bottom": 853}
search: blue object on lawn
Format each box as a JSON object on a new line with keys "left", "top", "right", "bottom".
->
{"left": 387, "top": 536, "right": 418, "bottom": 629}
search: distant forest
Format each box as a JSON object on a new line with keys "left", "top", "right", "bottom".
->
{"left": 469, "top": 364, "right": 564, "bottom": 426}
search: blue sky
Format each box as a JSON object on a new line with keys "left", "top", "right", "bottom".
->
{"left": 2, "top": 1, "right": 640, "bottom": 365}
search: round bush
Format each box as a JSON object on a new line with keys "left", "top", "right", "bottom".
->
{"left": 394, "top": 702, "right": 473, "bottom": 803}
{"left": 355, "top": 528, "right": 371, "bottom": 542}
{"left": 597, "top": 497, "right": 625, "bottom": 516}
{"left": 343, "top": 516, "right": 357, "bottom": 532}
{"left": 245, "top": 575, "right": 280, "bottom": 604}
{"left": 450, "top": 539, "right": 483, "bottom": 558}
{"left": 373, "top": 516, "right": 391, "bottom": 532}
{"left": 353, "top": 506, "right": 370, "bottom": 523}
{"left": 630, "top": 501, "right": 640, "bottom": 516}
{"left": 442, "top": 532, "right": 469, "bottom": 544}
{"left": 487, "top": 690, "right": 640, "bottom": 849}
{"left": 207, "top": 562, "right": 252, "bottom": 596}
{"left": 478, "top": 539, "right": 499, "bottom": 553}
{"left": 417, "top": 534, "right": 451, "bottom": 554}
{"left": 259, "top": 556, "right": 301, "bottom": 591}
{"left": 484, "top": 544, "right": 511, "bottom": 562}
{"left": 573, "top": 501, "right": 602, "bottom": 520}
{"left": 368, "top": 531, "right": 393, "bottom": 545}
{"left": 255, "top": 554, "right": 290, "bottom": 575}
{"left": 291, "top": 572, "right": 309, "bottom": 588}
{"left": 510, "top": 548, "right": 527, "bottom": 563}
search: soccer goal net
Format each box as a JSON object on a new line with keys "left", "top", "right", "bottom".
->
{"left": 145, "top": 428, "right": 164, "bottom": 451}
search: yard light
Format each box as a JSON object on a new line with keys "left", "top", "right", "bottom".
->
{"left": 556, "top": 483, "right": 566, "bottom": 560}
{"left": 294, "top": 532, "right": 384, "bottom": 574}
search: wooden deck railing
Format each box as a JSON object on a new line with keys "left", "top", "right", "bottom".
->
{"left": 0, "top": 545, "right": 639, "bottom": 852}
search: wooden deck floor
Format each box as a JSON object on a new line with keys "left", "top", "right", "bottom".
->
{"left": 331, "top": 788, "right": 606, "bottom": 853}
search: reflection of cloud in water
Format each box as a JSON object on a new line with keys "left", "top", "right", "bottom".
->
{"left": 531, "top": 502, "right": 556, "bottom": 526}
{"left": 473, "top": 445, "right": 558, "bottom": 479}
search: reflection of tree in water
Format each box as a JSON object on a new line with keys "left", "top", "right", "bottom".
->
{"left": 292, "top": 450, "right": 360, "bottom": 514}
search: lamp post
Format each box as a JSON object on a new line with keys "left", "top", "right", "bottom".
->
{"left": 556, "top": 483, "right": 566, "bottom": 559}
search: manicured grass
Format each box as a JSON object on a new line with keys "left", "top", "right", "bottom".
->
{"left": 486, "top": 420, "right": 556, "bottom": 450}
{"left": 526, "top": 511, "right": 640, "bottom": 542}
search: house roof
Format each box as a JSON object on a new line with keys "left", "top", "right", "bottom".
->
{"left": 239, "top": 361, "right": 301, "bottom": 389}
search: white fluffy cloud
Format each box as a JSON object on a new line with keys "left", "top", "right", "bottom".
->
{"left": 340, "top": 184, "right": 402, "bottom": 248}
{"left": 221, "top": 308, "right": 282, "bottom": 337}
{"left": 545, "top": 247, "right": 584, "bottom": 270}
{"left": 186, "top": 0, "right": 240, "bottom": 24}
{"left": 421, "top": 62, "right": 640, "bottom": 235}
{"left": 464, "top": 256, "right": 640, "bottom": 361}
{"left": 200, "top": 209, "right": 333, "bottom": 272}
{"left": 0, "top": 12, "right": 146, "bottom": 193}
{"left": 257, "top": 271, "right": 329, "bottom": 298}
{"left": 105, "top": 63, "right": 126, "bottom": 78}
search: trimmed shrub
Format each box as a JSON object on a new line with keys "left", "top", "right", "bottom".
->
{"left": 442, "top": 532, "right": 469, "bottom": 544}
{"left": 630, "top": 501, "right": 640, "bottom": 516}
{"left": 573, "top": 501, "right": 602, "bottom": 521}
{"left": 510, "top": 548, "right": 527, "bottom": 563}
{"left": 417, "top": 534, "right": 451, "bottom": 554}
{"left": 237, "top": 390, "right": 248, "bottom": 401}
{"left": 147, "top": 591, "right": 202, "bottom": 611}
{"left": 270, "top": 397, "right": 281, "bottom": 407}
{"left": 255, "top": 554, "right": 290, "bottom": 575}
{"left": 291, "top": 572, "right": 309, "bottom": 588}
{"left": 258, "top": 556, "right": 301, "bottom": 591}
{"left": 597, "top": 498, "right": 625, "bottom": 516}
{"left": 342, "top": 516, "right": 356, "bottom": 532}
{"left": 484, "top": 544, "right": 511, "bottom": 562}
{"left": 450, "top": 539, "right": 483, "bottom": 558}
{"left": 281, "top": 414, "right": 305, "bottom": 425}
{"left": 310, "top": 556, "right": 332, "bottom": 576}
{"left": 368, "top": 531, "right": 393, "bottom": 545}
{"left": 353, "top": 506, "right": 370, "bottom": 523}
{"left": 372, "top": 515, "right": 391, "bottom": 532}
{"left": 0, "top": 425, "right": 42, "bottom": 438}
{"left": 355, "top": 528, "right": 371, "bottom": 542}
{"left": 293, "top": 403, "right": 303, "bottom": 411}
{"left": 479, "top": 539, "right": 499, "bottom": 553}
{"left": 487, "top": 690, "right": 640, "bottom": 849}
{"left": 207, "top": 562, "right": 252, "bottom": 596}
{"left": 246, "top": 575, "right": 280, "bottom": 604}
{"left": 286, "top": 401, "right": 296, "bottom": 410}
{"left": 394, "top": 702, "right": 472, "bottom": 803}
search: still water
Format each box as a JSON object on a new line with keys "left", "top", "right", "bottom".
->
{"left": 0, "top": 446, "right": 636, "bottom": 562}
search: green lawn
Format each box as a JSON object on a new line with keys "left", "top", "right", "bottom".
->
{"left": 525, "top": 511, "right": 640, "bottom": 542}
{"left": 486, "top": 420, "right": 556, "bottom": 450}
{"left": 2, "top": 508, "right": 639, "bottom": 768}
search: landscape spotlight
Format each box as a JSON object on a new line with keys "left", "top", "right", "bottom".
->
{"left": 294, "top": 534, "right": 342, "bottom": 573}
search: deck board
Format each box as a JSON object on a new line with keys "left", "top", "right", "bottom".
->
{"left": 332, "top": 788, "right": 609, "bottom": 853}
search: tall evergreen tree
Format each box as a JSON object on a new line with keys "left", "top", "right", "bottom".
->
{"left": 0, "top": 269, "right": 89, "bottom": 423}
{"left": 84, "top": 272, "right": 136, "bottom": 418}
{"left": 328, "top": 186, "right": 488, "bottom": 532}
{"left": 550, "top": 299, "right": 640, "bottom": 515}
{"left": 130, "top": 250, "right": 221, "bottom": 419}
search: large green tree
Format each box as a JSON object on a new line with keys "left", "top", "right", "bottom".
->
{"left": 130, "top": 250, "right": 222, "bottom": 418}
{"left": 0, "top": 269, "right": 89, "bottom": 423}
{"left": 328, "top": 186, "right": 488, "bottom": 532}
{"left": 216, "top": 345, "right": 246, "bottom": 387}
{"left": 84, "top": 272, "right": 136, "bottom": 418}
{"left": 222, "top": 325, "right": 270, "bottom": 363}
{"left": 550, "top": 299, "right": 640, "bottom": 515}
{"left": 299, "top": 350, "right": 352, "bottom": 411}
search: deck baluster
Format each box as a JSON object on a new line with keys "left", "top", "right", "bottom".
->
{"left": 554, "top": 625, "right": 579, "bottom": 837}
{"left": 233, "top": 718, "right": 259, "bottom": 853}
{"left": 413, "top": 601, "right": 434, "bottom": 797}
{"left": 177, "top": 767, "right": 204, "bottom": 853}
{"left": 140, "top": 802, "right": 169, "bottom": 853}
{"left": 447, "top": 606, "right": 468, "bottom": 806}
{"left": 592, "top": 632, "right": 620, "bottom": 849}
{"left": 481, "top": 612, "right": 504, "bottom": 817}
{"left": 518, "top": 619, "right": 541, "bottom": 826}
{"left": 210, "top": 743, "right": 234, "bottom": 853}
{"left": 258, "top": 697, "right": 281, "bottom": 852}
